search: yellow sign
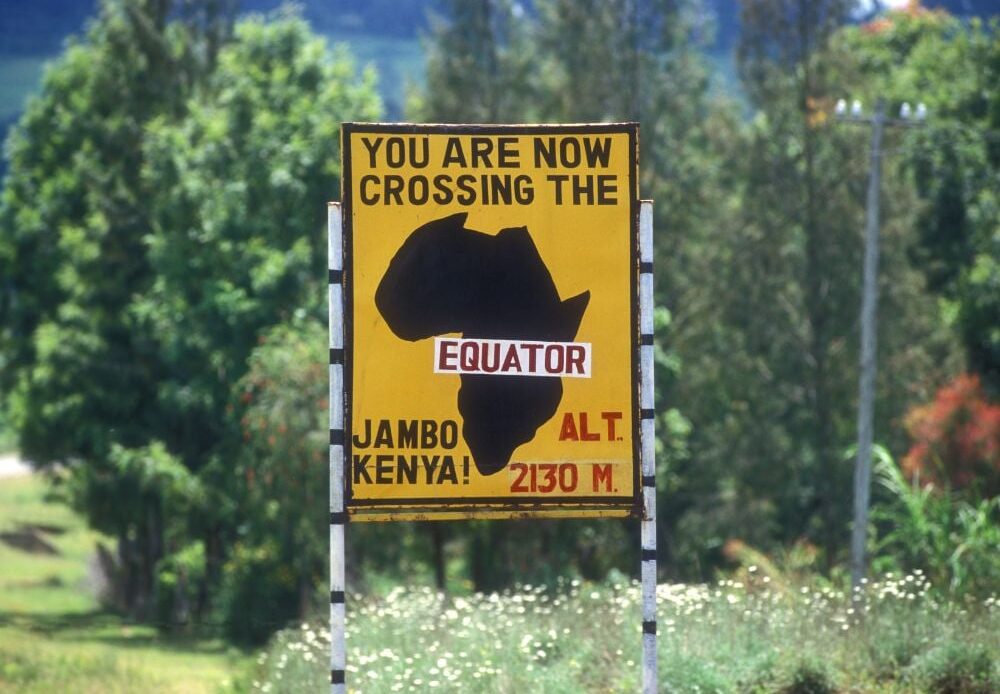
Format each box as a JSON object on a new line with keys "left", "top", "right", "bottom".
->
{"left": 341, "top": 124, "right": 639, "bottom": 520}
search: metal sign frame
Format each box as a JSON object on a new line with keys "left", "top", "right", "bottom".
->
{"left": 339, "top": 122, "right": 641, "bottom": 521}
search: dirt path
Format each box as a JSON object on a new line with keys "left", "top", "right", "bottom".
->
{"left": 0, "top": 453, "right": 31, "bottom": 478}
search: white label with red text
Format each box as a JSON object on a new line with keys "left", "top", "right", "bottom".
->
{"left": 433, "top": 337, "right": 592, "bottom": 378}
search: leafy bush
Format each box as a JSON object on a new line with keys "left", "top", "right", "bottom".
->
{"left": 905, "top": 643, "right": 999, "bottom": 694}
{"left": 217, "top": 541, "right": 300, "bottom": 646}
{"left": 154, "top": 540, "right": 206, "bottom": 631}
{"left": 780, "top": 657, "right": 837, "bottom": 694}
{"left": 659, "top": 655, "right": 729, "bottom": 693}
{"left": 872, "top": 451, "right": 1000, "bottom": 596}
{"left": 902, "top": 374, "right": 1000, "bottom": 497}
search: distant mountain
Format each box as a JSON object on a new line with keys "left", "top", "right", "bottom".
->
{"left": 2, "top": 0, "right": 995, "bottom": 56}
{"left": 0, "top": 0, "right": 995, "bottom": 130}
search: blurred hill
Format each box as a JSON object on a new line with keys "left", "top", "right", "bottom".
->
{"left": 0, "top": 0, "right": 998, "bottom": 176}
{"left": 0, "top": 0, "right": 996, "bottom": 156}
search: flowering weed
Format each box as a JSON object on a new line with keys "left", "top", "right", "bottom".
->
{"left": 252, "top": 574, "right": 998, "bottom": 692}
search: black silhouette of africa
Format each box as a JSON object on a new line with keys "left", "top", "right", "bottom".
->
{"left": 375, "top": 212, "right": 590, "bottom": 476}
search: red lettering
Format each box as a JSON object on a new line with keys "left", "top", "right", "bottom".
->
{"left": 544, "top": 345, "right": 565, "bottom": 373}
{"left": 593, "top": 464, "right": 613, "bottom": 492}
{"left": 523, "top": 343, "right": 542, "bottom": 371}
{"left": 481, "top": 342, "right": 500, "bottom": 373}
{"left": 460, "top": 342, "right": 479, "bottom": 370}
{"left": 537, "top": 463, "right": 557, "bottom": 493}
{"left": 438, "top": 340, "right": 458, "bottom": 371}
{"left": 510, "top": 463, "right": 529, "bottom": 492}
{"left": 579, "top": 412, "right": 600, "bottom": 441}
{"left": 559, "top": 412, "right": 579, "bottom": 441}
{"left": 559, "top": 463, "right": 578, "bottom": 492}
{"left": 566, "top": 345, "right": 586, "bottom": 374}
{"left": 501, "top": 344, "right": 522, "bottom": 372}
{"left": 601, "top": 411, "right": 623, "bottom": 440}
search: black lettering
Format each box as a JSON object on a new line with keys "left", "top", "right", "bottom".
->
{"left": 397, "top": 455, "right": 417, "bottom": 483}
{"left": 534, "top": 137, "right": 557, "bottom": 168}
{"left": 584, "top": 137, "right": 612, "bottom": 167}
{"left": 421, "top": 455, "right": 439, "bottom": 483}
{"left": 471, "top": 137, "right": 493, "bottom": 167}
{"left": 359, "top": 175, "right": 380, "bottom": 204}
{"left": 442, "top": 137, "right": 466, "bottom": 167}
{"left": 490, "top": 175, "right": 512, "bottom": 205}
{"left": 385, "top": 137, "right": 405, "bottom": 168}
{"left": 353, "top": 454, "right": 372, "bottom": 484}
{"left": 514, "top": 175, "right": 534, "bottom": 204}
{"left": 421, "top": 420, "right": 438, "bottom": 447}
{"left": 398, "top": 420, "right": 418, "bottom": 448}
{"left": 373, "top": 420, "right": 392, "bottom": 448}
{"left": 384, "top": 175, "right": 404, "bottom": 205}
{"left": 361, "top": 136, "right": 382, "bottom": 167}
{"left": 547, "top": 174, "right": 568, "bottom": 204}
{"left": 438, "top": 456, "right": 458, "bottom": 484}
{"left": 597, "top": 175, "right": 617, "bottom": 204}
{"left": 440, "top": 421, "right": 458, "bottom": 449}
{"left": 409, "top": 176, "right": 429, "bottom": 205}
{"left": 456, "top": 175, "right": 476, "bottom": 205}
{"left": 572, "top": 175, "right": 595, "bottom": 205}
{"left": 352, "top": 419, "right": 372, "bottom": 448}
{"left": 433, "top": 175, "right": 454, "bottom": 204}
{"left": 497, "top": 137, "right": 519, "bottom": 167}
{"left": 411, "top": 137, "right": 429, "bottom": 168}
{"left": 376, "top": 454, "right": 393, "bottom": 483}
{"left": 560, "top": 138, "right": 581, "bottom": 167}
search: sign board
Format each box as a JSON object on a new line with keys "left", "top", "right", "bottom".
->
{"left": 340, "top": 123, "right": 640, "bottom": 520}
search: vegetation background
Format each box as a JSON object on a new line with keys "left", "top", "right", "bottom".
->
{"left": 0, "top": 0, "right": 997, "bottom": 691}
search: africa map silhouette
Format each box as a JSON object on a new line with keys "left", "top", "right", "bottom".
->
{"left": 375, "top": 212, "right": 590, "bottom": 476}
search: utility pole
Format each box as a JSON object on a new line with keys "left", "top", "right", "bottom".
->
{"left": 850, "top": 97, "right": 885, "bottom": 597}
{"left": 835, "top": 97, "right": 926, "bottom": 597}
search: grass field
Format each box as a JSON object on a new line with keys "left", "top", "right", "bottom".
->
{"left": 0, "top": 473, "right": 252, "bottom": 693}
{"left": 2, "top": 472, "right": 997, "bottom": 693}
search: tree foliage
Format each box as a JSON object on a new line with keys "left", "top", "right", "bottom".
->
{"left": 902, "top": 374, "right": 1000, "bottom": 498}
{"left": 837, "top": 10, "right": 1000, "bottom": 395}
{"left": 0, "top": 0, "right": 380, "bottom": 628}
{"left": 1, "top": 0, "right": 997, "bottom": 642}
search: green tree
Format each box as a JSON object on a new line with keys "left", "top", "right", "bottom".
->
{"left": 0, "top": 0, "right": 218, "bottom": 614}
{"left": 0, "top": 2, "right": 381, "bottom": 629}
{"left": 413, "top": 0, "right": 537, "bottom": 122}
{"left": 414, "top": 0, "right": 723, "bottom": 585}
{"left": 135, "top": 13, "right": 379, "bottom": 624}
{"left": 661, "top": 0, "right": 962, "bottom": 576}
{"left": 837, "top": 11, "right": 1000, "bottom": 395}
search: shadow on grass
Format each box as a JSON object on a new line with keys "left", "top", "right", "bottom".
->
{"left": 0, "top": 608, "right": 241, "bottom": 655}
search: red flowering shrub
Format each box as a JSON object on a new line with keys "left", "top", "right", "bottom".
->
{"left": 902, "top": 374, "right": 1000, "bottom": 497}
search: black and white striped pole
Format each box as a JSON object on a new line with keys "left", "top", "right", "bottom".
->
{"left": 638, "top": 200, "right": 657, "bottom": 693}
{"left": 328, "top": 202, "right": 347, "bottom": 693}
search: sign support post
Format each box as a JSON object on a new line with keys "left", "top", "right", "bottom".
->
{"left": 328, "top": 202, "right": 347, "bottom": 694}
{"left": 638, "top": 200, "right": 657, "bottom": 693}
{"left": 332, "top": 124, "right": 651, "bottom": 690}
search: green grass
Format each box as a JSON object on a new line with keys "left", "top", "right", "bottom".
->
{"left": 252, "top": 576, "right": 1000, "bottom": 693}
{"left": 0, "top": 474, "right": 252, "bottom": 693}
